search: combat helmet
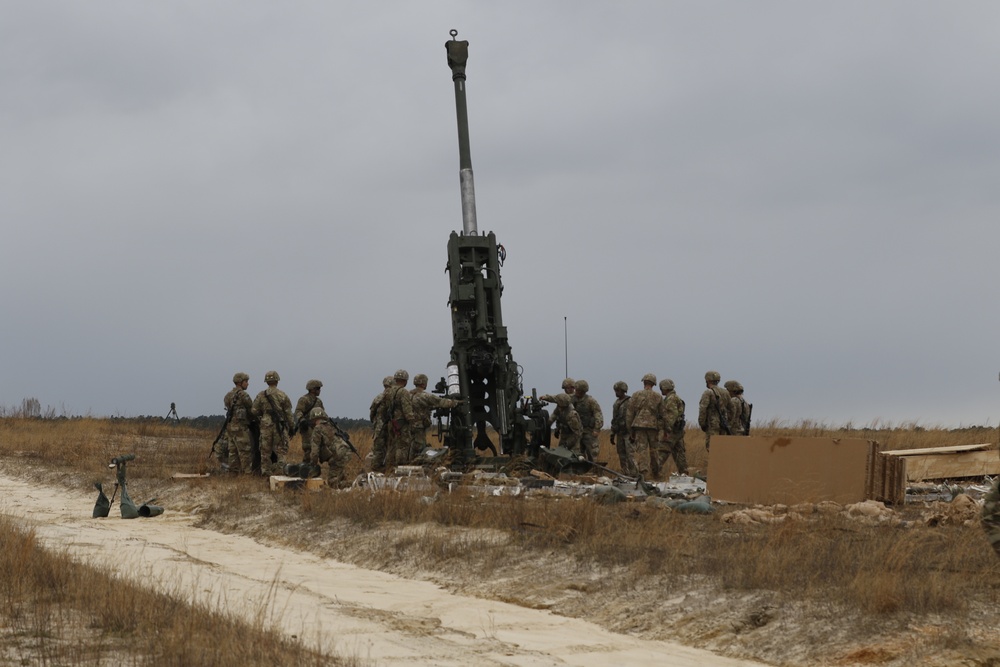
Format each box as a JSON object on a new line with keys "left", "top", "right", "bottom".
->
{"left": 705, "top": 370, "right": 721, "bottom": 383}
{"left": 561, "top": 377, "right": 575, "bottom": 391}
{"left": 413, "top": 373, "right": 428, "bottom": 386}
{"left": 613, "top": 380, "right": 628, "bottom": 393}
{"left": 233, "top": 372, "right": 249, "bottom": 384}
{"left": 394, "top": 369, "right": 409, "bottom": 382}
{"left": 265, "top": 370, "right": 280, "bottom": 383}
{"left": 660, "top": 379, "right": 675, "bottom": 393}
{"left": 728, "top": 380, "right": 744, "bottom": 394}
{"left": 641, "top": 373, "right": 657, "bottom": 385}
{"left": 574, "top": 379, "right": 589, "bottom": 393}
{"left": 382, "top": 375, "right": 393, "bottom": 388}
{"left": 309, "top": 407, "right": 328, "bottom": 421}
{"left": 306, "top": 379, "right": 323, "bottom": 391}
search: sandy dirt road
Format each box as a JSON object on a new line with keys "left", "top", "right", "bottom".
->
{"left": 0, "top": 473, "right": 771, "bottom": 667}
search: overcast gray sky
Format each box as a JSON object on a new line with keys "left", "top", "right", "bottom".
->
{"left": 2, "top": 1, "right": 999, "bottom": 428}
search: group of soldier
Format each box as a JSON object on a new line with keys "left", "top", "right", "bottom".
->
{"left": 367, "top": 369, "right": 462, "bottom": 472}
{"left": 598, "top": 370, "right": 751, "bottom": 480}
{"left": 216, "top": 371, "right": 355, "bottom": 488}
{"left": 215, "top": 367, "right": 751, "bottom": 486}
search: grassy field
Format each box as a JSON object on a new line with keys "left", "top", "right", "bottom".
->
{"left": 0, "top": 416, "right": 999, "bottom": 665}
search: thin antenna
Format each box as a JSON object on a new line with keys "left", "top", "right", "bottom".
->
{"left": 564, "top": 316, "right": 568, "bottom": 378}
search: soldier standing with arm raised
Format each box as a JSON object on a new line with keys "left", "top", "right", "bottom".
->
{"left": 410, "top": 373, "right": 462, "bottom": 460}
{"left": 540, "top": 382, "right": 584, "bottom": 455}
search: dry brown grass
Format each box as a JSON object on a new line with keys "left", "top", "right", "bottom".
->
{"left": 2, "top": 417, "right": 1000, "bottom": 665}
{"left": 0, "top": 513, "right": 342, "bottom": 666}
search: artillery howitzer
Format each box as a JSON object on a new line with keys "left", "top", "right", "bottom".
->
{"left": 432, "top": 31, "right": 550, "bottom": 467}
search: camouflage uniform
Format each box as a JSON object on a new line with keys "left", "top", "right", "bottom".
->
{"left": 698, "top": 371, "right": 732, "bottom": 452}
{"left": 224, "top": 373, "right": 256, "bottom": 474}
{"left": 540, "top": 391, "right": 583, "bottom": 454}
{"left": 309, "top": 410, "right": 353, "bottom": 489}
{"left": 724, "top": 380, "right": 751, "bottom": 436}
{"left": 982, "top": 477, "right": 1000, "bottom": 560}
{"left": 251, "top": 371, "right": 294, "bottom": 476}
{"left": 369, "top": 376, "right": 393, "bottom": 471}
{"left": 626, "top": 374, "right": 664, "bottom": 477}
{"left": 410, "top": 375, "right": 460, "bottom": 459}
{"left": 609, "top": 381, "right": 633, "bottom": 475}
{"left": 294, "top": 380, "right": 324, "bottom": 463}
{"left": 572, "top": 380, "right": 604, "bottom": 462}
{"left": 656, "top": 379, "right": 688, "bottom": 477}
{"left": 384, "top": 370, "right": 417, "bottom": 467}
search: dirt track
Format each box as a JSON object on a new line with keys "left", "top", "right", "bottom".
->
{"left": 0, "top": 473, "right": 770, "bottom": 666}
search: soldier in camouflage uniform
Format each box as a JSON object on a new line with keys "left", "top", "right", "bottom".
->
{"left": 410, "top": 373, "right": 461, "bottom": 459}
{"left": 540, "top": 384, "right": 583, "bottom": 454}
{"left": 698, "top": 370, "right": 732, "bottom": 452}
{"left": 294, "top": 379, "right": 324, "bottom": 463}
{"left": 626, "top": 373, "right": 663, "bottom": 477}
{"left": 383, "top": 369, "right": 417, "bottom": 467}
{"left": 572, "top": 380, "right": 604, "bottom": 462}
{"left": 656, "top": 378, "right": 689, "bottom": 478}
{"left": 609, "top": 381, "right": 633, "bottom": 475}
{"left": 369, "top": 375, "right": 393, "bottom": 472}
{"left": 223, "top": 372, "right": 256, "bottom": 474}
{"left": 251, "top": 370, "right": 295, "bottom": 476}
{"left": 724, "top": 380, "right": 751, "bottom": 436}
{"left": 982, "top": 475, "right": 1000, "bottom": 560}
{"left": 308, "top": 407, "right": 353, "bottom": 489}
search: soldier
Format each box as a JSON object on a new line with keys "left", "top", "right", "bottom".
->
{"left": 609, "top": 381, "right": 633, "bottom": 475}
{"left": 251, "top": 370, "right": 295, "bottom": 476}
{"left": 410, "top": 373, "right": 461, "bottom": 459}
{"left": 572, "top": 380, "right": 604, "bottom": 462}
{"left": 539, "top": 386, "right": 583, "bottom": 454}
{"left": 698, "top": 370, "right": 732, "bottom": 452}
{"left": 383, "top": 369, "right": 417, "bottom": 467}
{"left": 223, "top": 372, "right": 256, "bottom": 474}
{"left": 725, "top": 380, "right": 752, "bottom": 436}
{"left": 308, "top": 407, "right": 353, "bottom": 489}
{"left": 982, "top": 477, "right": 1000, "bottom": 560}
{"left": 369, "top": 375, "right": 394, "bottom": 472}
{"left": 626, "top": 373, "right": 663, "bottom": 477}
{"left": 657, "top": 379, "right": 689, "bottom": 478}
{"left": 294, "top": 379, "right": 325, "bottom": 463}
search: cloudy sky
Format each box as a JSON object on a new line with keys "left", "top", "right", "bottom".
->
{"left": 2, "top": 2, "right": 999, "bottom": 428}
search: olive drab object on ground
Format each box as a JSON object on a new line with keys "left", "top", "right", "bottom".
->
{"left": 438, "top": 30, "right": 548, "bottom": 463}
{"left": 92, "top": 454, "right": 162, "bottom": 519}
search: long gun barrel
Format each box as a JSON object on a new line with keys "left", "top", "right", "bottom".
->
{"left": 446, "top": 29, "right": 478, "bottom": 236}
